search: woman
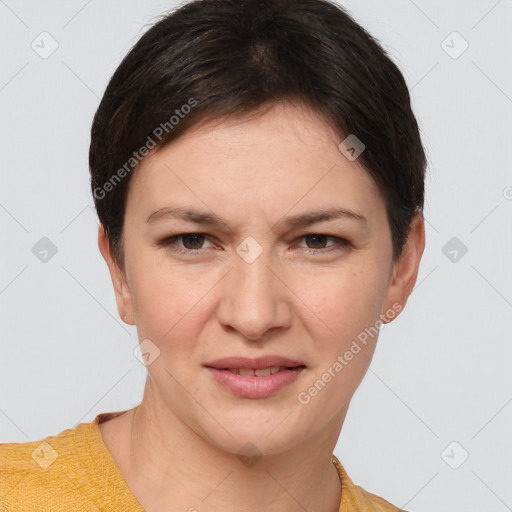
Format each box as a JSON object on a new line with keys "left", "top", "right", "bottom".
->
{"left": 0, "top": 0, "right": 425, "bottom": 510}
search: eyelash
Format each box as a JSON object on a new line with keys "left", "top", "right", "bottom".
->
{"left": 159, "top": 232, "right": 351, "bottom": 256}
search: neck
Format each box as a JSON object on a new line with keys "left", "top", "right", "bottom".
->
{"left": 116, "top": 379, "right": 345, "bottom": 512}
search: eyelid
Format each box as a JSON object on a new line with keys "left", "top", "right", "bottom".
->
{"left": 296, "top": 234, "right": 350, "bottom": 249}
{"left": 161, "top": 233, "right": 215, "bottom": 252}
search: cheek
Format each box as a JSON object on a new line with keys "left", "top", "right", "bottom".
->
{"left": 293, "top": 268, "right": 385, "bottom": 416}
{"left": 294, "top": 263, "right": 386, "bottom": 345}
{"left": 127, "top": 251, "right": 209, "bottom": 342}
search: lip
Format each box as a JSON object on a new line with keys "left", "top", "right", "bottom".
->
{"left": 203, "top": 356, "right": 307, "bottom": 399}
{"left": 203, "top": 356, "right": 306, "bottom": 370}
{"left": 206, "top": 367, "right": 306, "bottom": 398}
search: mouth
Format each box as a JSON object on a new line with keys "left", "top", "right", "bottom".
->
{"left": 203, "top": 356, "right": 307, "bottom": 398}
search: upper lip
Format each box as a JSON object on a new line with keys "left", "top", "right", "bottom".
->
{"left": 204, "top": 356, "right": 306, "bottom": 370}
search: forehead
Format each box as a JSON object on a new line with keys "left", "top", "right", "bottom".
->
{"left": 126, "top": 102, "right": 384, "bottom": 226}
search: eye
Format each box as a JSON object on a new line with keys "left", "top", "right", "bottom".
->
{"left": 159, "top": 233, "right": 214, "bottom": 254}
{"left": 296, "top": 234, "right": 351, "bottom": 254}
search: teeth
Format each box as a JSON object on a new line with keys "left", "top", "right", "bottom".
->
{"left": 227, "top": 366, "right": 286, "bottom": 376}
{"left": 255, "top": 367, "right": 271, "bottom": 377}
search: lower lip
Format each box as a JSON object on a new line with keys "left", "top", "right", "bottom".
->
{"left": 205, "top": 367, "right": 306, "bottom": 398}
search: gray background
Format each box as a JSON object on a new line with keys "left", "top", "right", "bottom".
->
{"left": 1, "top": 1, "right": 511, "bottom": 510}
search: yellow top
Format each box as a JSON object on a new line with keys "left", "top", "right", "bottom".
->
{"left": 0, "top": 411, "right": 405, "bottom": 511}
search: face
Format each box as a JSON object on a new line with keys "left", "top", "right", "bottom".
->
{"left": 99, "top": 101, "right": 424, "bottom": 456}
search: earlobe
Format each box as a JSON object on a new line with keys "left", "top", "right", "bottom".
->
{"left": 381, "top": 211, "right": 425, "bottom": 324}
{"left": 97, "top": 223, "right": 135, "bottom": 325}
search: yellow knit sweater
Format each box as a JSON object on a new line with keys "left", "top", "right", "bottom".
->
{"left": 0, "top": 411, "right": 406, "bottom": 511}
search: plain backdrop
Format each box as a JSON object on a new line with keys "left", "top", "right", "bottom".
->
{"left": 1, "top": 1, "right": 511, "bottom": 511}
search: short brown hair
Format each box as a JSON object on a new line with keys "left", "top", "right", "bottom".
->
{"left": 89, "top": 0, "right": 426, "bottom": 265}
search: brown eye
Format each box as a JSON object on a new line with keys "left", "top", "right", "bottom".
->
{"left": 297, "top": 234, "right": 351, "bottom": 254}
{"left": 159, "top": 233, "right": 214, "bottom": 254}
{"left": 304, "top": 234, "right": 329, "bottom": 249}
{"left": 181, "top": 233, "right": 206, "bottom": 250}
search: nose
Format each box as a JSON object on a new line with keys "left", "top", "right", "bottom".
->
{"left": 216, "top": 246, "right": 293, "bottom": 341}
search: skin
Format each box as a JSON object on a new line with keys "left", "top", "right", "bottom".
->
{"left": 97, "top": 101, "right": 425, "bottom": 512}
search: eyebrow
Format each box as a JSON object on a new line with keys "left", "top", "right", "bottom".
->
{"left": 146, "top": 206, "right": 367, "bottom": 230}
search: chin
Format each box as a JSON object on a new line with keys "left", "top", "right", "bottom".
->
{"left": 200, "top": 411, "right": 309, "bottom": 458}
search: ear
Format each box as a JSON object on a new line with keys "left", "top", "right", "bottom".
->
{"left": 97, "top": 223, "right": 135, "bottom": 325}
{"left": 381, "top": 211, "right": 425, "bottom": 324}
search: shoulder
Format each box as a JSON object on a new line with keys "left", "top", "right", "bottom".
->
{"left": 0, "top": 421, "right": 91, "bottom": 511}
{"left": 349, "top": 484, "right": 408, "bottom": 512}
{"left": 331, "top": 455, "right": 409, "bottom": 511}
